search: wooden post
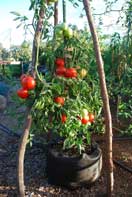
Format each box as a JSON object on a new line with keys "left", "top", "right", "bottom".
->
{"left": 82, "top": 0, "right": 114, "bottom": 196}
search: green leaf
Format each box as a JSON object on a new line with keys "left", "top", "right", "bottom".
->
{"left": 13, "top": 17, "right": 21, "bottom": 21}
{"left": 16, "top": 23, "right": 22, "bottom": 28}
{"left": 29, "top": 0, "right": 35, "bottom": 10}
{"left": 10, "top": 11, "right": 21, "bottom": 16}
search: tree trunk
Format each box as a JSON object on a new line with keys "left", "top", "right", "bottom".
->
{"left": 82, "top": 0, "right": 114, "bottom": 196}
{"left": 17, "top": 2, "right": 45, "bottom": 197}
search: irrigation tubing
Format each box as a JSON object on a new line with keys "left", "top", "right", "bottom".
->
{"left": 0, "top": 123, "right": 20, "bottom": 137}
{"left": 113, "top": 136, "right": 132, "bottom": 141}
{"left": 96, "top": 137, "right": 132, "bottom": 143}
{"left": 113, "top": 159, "right": 132, "bottom": 174}
{"left": 0, "top": 123, "right": 47, "bottom": 149}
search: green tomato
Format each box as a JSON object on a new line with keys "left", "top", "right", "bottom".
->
{"left": 60, "top": 23, "right": 68, "bottom": 31}
{"left": 55, "top": 28, "right": 63, "bottom": 37}
{"left": 64, "top": 28, "right": 73, "bottom": 38}
{"left": 73, "top": 31, "right": 77, "bottom": 37}
{"left": 69, "top": 132, "right": 75, "bottom": 137}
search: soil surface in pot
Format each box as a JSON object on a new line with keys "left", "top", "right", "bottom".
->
{"left": 48, "top": 142, "right": 93, "bottom": 158}
{"left": 0, "top": 80, "right": 132, "bottom": 196}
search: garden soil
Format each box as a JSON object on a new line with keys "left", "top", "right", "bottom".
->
{"left": 0, "top": 82, "right": 132, "bottom": 197}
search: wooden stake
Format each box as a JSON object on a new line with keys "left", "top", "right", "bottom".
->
{"left": 54, "top": 2, "right": 58, "bottom": 26}
{"left": 82, "top": 0, "right": 114, "bottom": 196}
{"left": 17, "top": 114, "right": 32, "bottom": 197}
{"left": 17, "top": 2, "right": 45, "bottom": 196}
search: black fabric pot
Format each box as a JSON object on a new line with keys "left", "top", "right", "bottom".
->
{"left": 46, "top": 143, "right": 102, "bottom": 188}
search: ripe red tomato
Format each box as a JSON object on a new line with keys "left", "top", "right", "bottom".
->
{"left": 54, "top": 97, "right": 65, "bottom": 106}
{"left": 55, "top": 58, "right": 65, "bottom": 68}
{"left": 89, "top": 113, "right": 95, "bottom": 123}
{"left": 81, "top": 117, "right": 89, "bottom": 124}
{"left": 21, "top": 76, "right": 36, "bottom": 90}
{"left": 65, "top": 68, "right": 77, "bottom": 78}
{"left": 61, "top": 114, "right": 67, "bottom": 123}
{"left": 17, "top": 88, "right": 29, "bottom": 99}
{"left": 56, "top": 67, "right": 66, "bottom": 76}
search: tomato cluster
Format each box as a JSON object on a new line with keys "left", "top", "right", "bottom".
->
{"left": 55, "top": 23, "right": 73, "bottom": 39}
{"left": 55, "top": 58, "right": 77, "bottom": 78}
{"left": 81, "top": 113, "right": 95, "bottom": 125}
{"left": 17, "top": 74, "right": 36, "bottom": 99}
{"left": 54, "top": 58, "right": 95, "bottom": 125}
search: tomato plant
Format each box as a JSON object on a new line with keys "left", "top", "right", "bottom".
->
{"left": 31, "top": 73, "right": 103, "bottom": 154}
{"left": 15, "top": 14, "right": 104, "bottom": 154}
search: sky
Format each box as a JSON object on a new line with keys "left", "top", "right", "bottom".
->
{"left": 0, "top": 0, "right": 125, "bottom": 49}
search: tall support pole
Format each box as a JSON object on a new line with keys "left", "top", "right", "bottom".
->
{"left": 17, "top": 2, "right": 45, "bottom": 196}
{"left": 62, "top": 0, "right": 66, "bottom": 23}
{"left": 54, "top": 2, "right": 58, "bottom": 26}
{"left": 17, "top": 113, "right": 32, "bottom": 197}
{"left": 82, "top": 0, "right": 114, "bottom": 196}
